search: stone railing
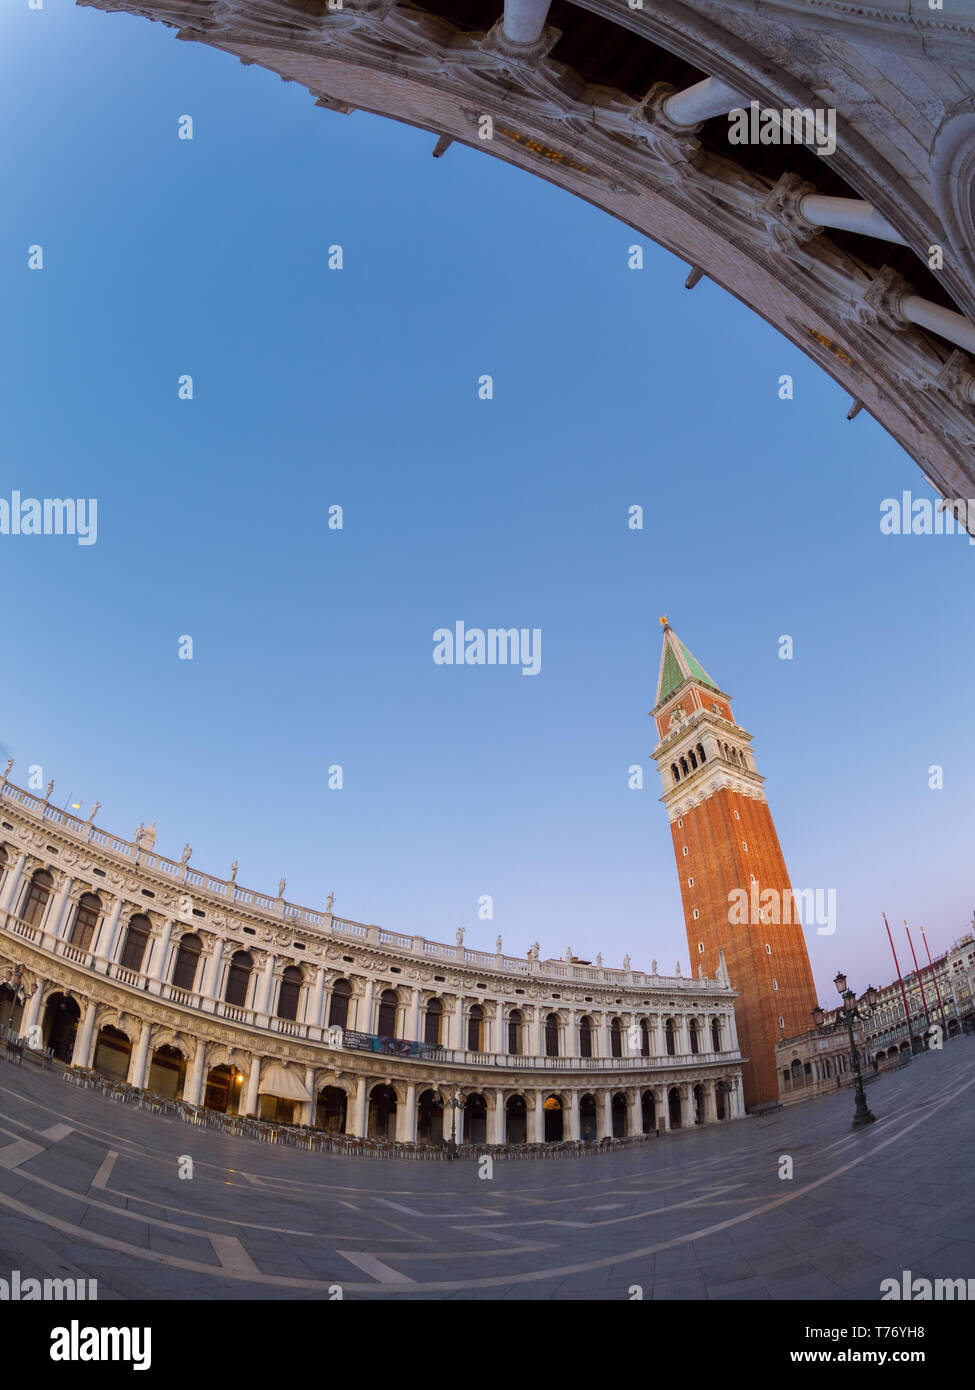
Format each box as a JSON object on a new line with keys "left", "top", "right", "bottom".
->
{"left": 0, "top": 777, "right": 729, "bottom": 994}
{"left": 0, "top": 910, "right": 741, "bottom": 1074}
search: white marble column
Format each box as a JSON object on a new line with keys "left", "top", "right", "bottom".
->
{"left": 351, "top": 1076, "right": 368, "bottom": 1137}
{"left": 256, "top": 953, "right": 276, "bottom": 1016}
{"left": 527, "top": 1094, "right": 543, "bottom": 1143}
{"left": 21, "top": 986, "right": 44, "bottom": 1046}
{"left": 501, "top": 0, "right": 550, "bottom": 46}
{"left": 147, "top": 917, "right": 174, "bottom": 992}
{"left": 702, "top": 1080, "right": 717, "bottom": 1123}
{"left": 397, "top": 1082, "right": 417, "bottom": 1142}
{"left": 489, "top": 1089, "right": 505, "bottom": 1144}
{"left": 201, "top": 938, "right": 225, "bottom": 1002}
{"left": 0, "top": 852, "right": 27, "bottom": 913}
{"left": 127, "top": 1020, "right": 153, "bottom": 1088}
{"left": 407, "top": 987, "right": 421, "bottom": 1041}
{"left": 46, "top": 876, "right": 74, "bottom": 942}
{"left": 72, "top": 998, "right": 98, "bottom": 1068}
{"left": 299, "top": 1067, "right": 315, "bottom": 1125}
{"left": 598, "top": 1014, "right": 611, "bottom": 1059}
{"left": 307, "top": 967, "right": 326, "bottom": 1029}
{"left": 655, "top": 1086, "right": 669, "bottom": 1131}
{"left": 566, "top": 1090, "right": 581, "bottom": 1141}
{"left": 663, "top": 76, "right": 747, "bottom": 128}
{"left": 627, "top": 1088, "right": 643, "bottom": 1137}
{"left": 360, "top": 978, "right": 375, "bottom": 1033}
{"left": 599, "top": 1090, "right": 613, "bottom": 1140}
{"left": 455, "top": 995, "right": 466, "bottom": 1051}
{"left": 244, "top": 1056, "right": 261, "bottom": 1116}
{"left": 529, "top": 1007, "right": 542, "bottom": 1057}
{"left": 185, "top": 1045, "right": 207, "bottom": 1106}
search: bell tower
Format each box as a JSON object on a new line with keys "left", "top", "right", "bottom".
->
{"left": 650, "top": 618, "right": 818, "bottom": 1108}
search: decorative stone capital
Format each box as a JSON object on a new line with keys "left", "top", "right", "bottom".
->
{"left": 637, "top": 83, "right": 703, "bottom": 168}
{"left": 762, "top": 173, "right": 823, "bottom": 247}
{"left": 484, "top": 17, "right": 561, "bottom": 65}
{"left": 859, "top": 265, "right": 913, "bottom": 332}
{"left": 936, "top": 349, "right": 975, "bottom": 405}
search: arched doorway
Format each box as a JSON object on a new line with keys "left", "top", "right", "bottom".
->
{"left": 416, "top": 1088, "right": 443, "bottom": 1143}
{"left": 43, "top": 994, "right": 80, "bottom": 1062}
{"left": 543, "top": 1094, "right": 563, "bottom": 1142}
{"left": 505, "top": 1094, "right": 527, "bottom": 1144}
{"left": 507, "top": 1009, "right": 523, "bottom": 1055}
{"left": 579, "top": 1092, "right": 597, "bottom": 1141}
{"left": 276, "top": 967, "right": 302, "bottom": 1021}
{"left": 147, "top": 1045, "right": 185, "bottom": 1099}
{"left": 611, "top": 1091, "right": 627, "bottom": 1137}
{"left": 610, "top": 1018, "right": 623, "bottom": 1057}
{"left": 467, "top": 1005, "right": 483, "bottom": 1052}
{"left": 67, "top": 894, "right": 102, "bottom": 951}
{"left": 544, "top": 1012, "right": 560, "bottom": 1057}
{"left": 466, "top": 1092, "right": 487, "bottom": 1144}
{"left": 641, "top": 1089, "right": 655, "bottom": 1133}
{"left": 790, "top": 1058, "right": 803, "bottom": 1088}
{"left": 205, "top": 1064, "right": 243, "bottom": 1113}
{"left": 368, "top": 1084, "right": 397, "bottom": 1139}
{"left": 668, "top": 1086, "right": 682, "bottom": 1129}
{"left": 93, "top": 1025, "right": 132, "bottom": 1081}
{"left": 665, "top": 1018, "right": 677, "bottom": 1055}
{"left": 21, "top": 870, "right": 53, "bottom": 928}
{"left": 317, "top": 1085, "right": 348, "bottom": 1134}
{"left": 0, "top": 982, "right": 25, "bottom": 1034}
{"left": 579, "top": 1016, "right": 594, "bottom": 1058}
{"left": 693, "top": 1083, "right": 705, "bottom": 1124}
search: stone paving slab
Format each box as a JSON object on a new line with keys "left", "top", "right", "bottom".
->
{"left": 0, "top": 1041, "right": 971, "bottom": 1300}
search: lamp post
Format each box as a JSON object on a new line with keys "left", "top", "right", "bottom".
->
{"left": 812, "top": 972, "right": 879, "bottom": 1131}
{"left": 443, "top": 1089, "right": 465, "bottom": 1159}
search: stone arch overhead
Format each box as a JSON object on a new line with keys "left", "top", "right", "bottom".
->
{"left": 79, "top": 0, "right": 975, "bottom": 499}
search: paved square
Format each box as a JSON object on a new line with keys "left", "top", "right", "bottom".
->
{"left": 0, "top": 1041, "right": 972, "bottom": 1300}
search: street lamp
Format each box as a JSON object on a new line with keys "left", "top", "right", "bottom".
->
{"left": 812, "top": 974, "right": 879, "bottom": 1131}
{"left": 443, "top": 1089, "right": 465, "bottom": 1159}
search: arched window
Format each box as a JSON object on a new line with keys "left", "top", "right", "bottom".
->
{"left": 424, "top": 997, "right": 442, "bottom": 1046}
{"left": 579, "top": 1016, "right": 594, "bottom": 1058}
{"left": 508, "top": 1008, "right": 523, "bottom": 1055}
{"left": 689, "top": 1018, "right": 700, "bottom": 1054}
{"left": 22, "top": 870, "right": 53, "bottom": 927}
{"left": 225, "top": 951, "right": 253, "bottom": 1008}
{"left": 680, "top": 756, "right": 689, "bottom": 777}
{"left": 544, "top": 1012, "right": 559, "bottom": 1057}
{"left": 697, "top": 743, "right": 706, "bottom": 764}
{"left": 377, "top": 989, "right": 398, "bottom": 1037}
{"left": 328, "top": 978, "right": 351, "bottom": 1030}
{"left": 671, "top": 764, "right": 680, "bottom": 785}
{"left": 688, "top": 749, "right": 697, "bottom": 770}
{"left": 665, "top": 1018, "right": 676, "bottom": 1055}
{"left": 467, "top": 1004, "right": 483, "bottom": 1053}
{"left": 172, "top": 933, "right": 202, "bottom": 991}
{"left": 640, "top": 1019, "right": 650, "bottom": 1056}
{"left": 277, "top": 966, "right": 302, "bottom": 1021}
{"left": 119, "top": 914, "right": 151, "bottom": 971}
{"left": 610, "top": 1017, "right": 623, "bottom": 1057}
{"left": 68, "top": 893, "right": 102, "bottom": 951}
{"left": 711, "top": 1017, "right": 721, "bottom": 1051}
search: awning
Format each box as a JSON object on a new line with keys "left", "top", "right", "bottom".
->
{"left": 258, "top": 1064, "right": 312, "bottom": 1102}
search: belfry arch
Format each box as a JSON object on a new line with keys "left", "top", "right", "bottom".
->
{"left": 79, "top": 0, "right": 975, "bottom": 502}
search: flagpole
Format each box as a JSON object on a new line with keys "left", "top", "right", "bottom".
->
{"left": 883, "top": 912, "right": 916, "bottom": 1054}
{"left": 919, "top": 925, "right": 949, "bottom": 1039}
{"left": 905, "top": 922, "right": 931, "bottom": 1029}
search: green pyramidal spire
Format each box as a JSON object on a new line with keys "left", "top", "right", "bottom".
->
{"left": 655, "top": 617, "right": 719, "bottom": 705}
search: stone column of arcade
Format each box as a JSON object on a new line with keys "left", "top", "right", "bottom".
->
{"left": 600, "top": 1090, "right": 613, "bottom": 1140}
{"left": 397, "top": 1082, "right": 417, "bottom": 1141}
{"left": 527, "top": 1094, "right": 543, "bottom": 1143}
{"left": 72, "top": 999, "right": 98, "bottom": 1069}
{"left": 566, "top": 1090, "right": 581, "bottom": 1141}
{"left": 127, "top": 1020, "right": 152, "bottom": 1088}
{"left": 0, "top": 852, "right": 27, "bottom": 913}
{"left": 300, "top": 1067, "right": 315, "bottom": 1125}
{"left": 185, "top": 1045, "right": 207, "bottom": 1106}
{"left": 255, "top": 952, "right": 276, "bottom": 1017}
{"left": 501, "top": 0, "right": 550, "bottom": 46}
{"left": 489, "top": 1089, "right": 505, "bottom": 1144}
{"left": 244, "top": 1056, "right": 261, "bottom": 1116}
{"left": 200, "top": 938, "right": 225, "bottom": 1009}
{"left": 627, "top": 1088, "right": 643, "bottom": 1137}
{"left": 352, "top": 1076, "right": 368, "bottom": 1137}
{"left": 360, "top": 978, "right": 375, "bottom": 1033}
{"left": 407, "top": 987, "right": 421, "bottom": 1041}
{"left": 44, "top": 875, "right": 74, "bottom": 945}
{"left": 655, "top": 1086, "right": 669, "bottom": 1131}
{"left": 21, "top": 986, "right": 44, "bottom": 1046}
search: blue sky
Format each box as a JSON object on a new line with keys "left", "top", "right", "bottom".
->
{"left": 2, "top": 0, "right": 974, "bottom": 1002}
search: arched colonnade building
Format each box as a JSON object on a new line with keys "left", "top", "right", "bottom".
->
{"left": 0, "top": 772, "right": 743, "bottom": 1142}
